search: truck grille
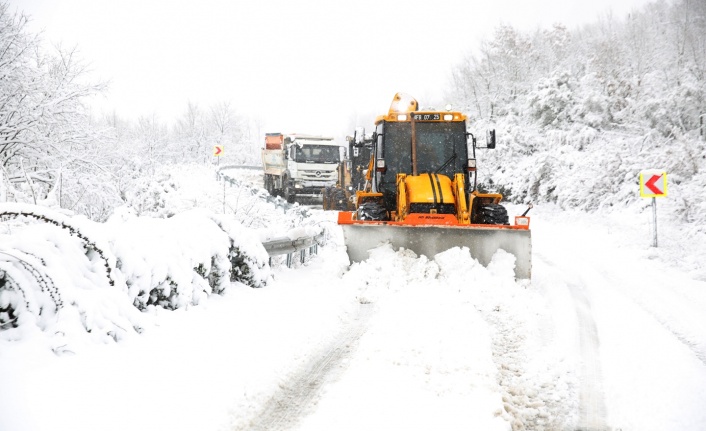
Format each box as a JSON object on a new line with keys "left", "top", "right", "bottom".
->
{"left": 301, "top": 170, "right": 337, "bottom": 180}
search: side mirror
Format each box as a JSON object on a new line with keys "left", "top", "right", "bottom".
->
{"left": 355, "top": 127, "right": 365, "bottom": 144}
{"left": 486, "top": 130, "right": 496, "bottom": 149}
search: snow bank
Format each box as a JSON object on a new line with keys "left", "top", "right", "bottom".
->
{"left": 0, "top": 222, "right": 143, "bottom": 349}
{"left": 1, "top": 203, "right": 272, "bottom": 346}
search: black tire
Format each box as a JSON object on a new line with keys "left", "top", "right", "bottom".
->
{"left": 473, "top": 203, "right": 509, "bottom": 225}
{"left": 357, "top": 202, "right": 389, "bottom": 221}
{"left": 264, "top": 175, "right": 272, "bottom": 195}
{"left": 332, "top": 188, "right": 348, "bottom": 211}
{"left": 284, "top": 184, "right": 295, "bottom": 203}
{"left": 322, "top": 186, "right": 333, "bottom": 209}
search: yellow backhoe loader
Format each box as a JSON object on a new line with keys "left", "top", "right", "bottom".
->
{"left": 338, "top": 93, "right": 532, "bottom": 278}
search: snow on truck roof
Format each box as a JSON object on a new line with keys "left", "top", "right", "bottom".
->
{"left": 289, "top": 134, "right": 335, "bottom": 141}
{"left": 266, "top": 133, "right": 334, "bottom": 140}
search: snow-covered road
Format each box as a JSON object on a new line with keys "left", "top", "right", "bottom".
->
{"left": 530, "top": 210, "right": 706, "bottom": 430}
{"left": 243, "top": 205, "right": 706, "bottom": 431}
{"left": 2, "top": 197, "right": 706, "bottom": 431}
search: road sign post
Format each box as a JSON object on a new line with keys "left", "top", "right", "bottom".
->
{"left": 639, "top": 170, "right": 667, "bottom": 247}
{"left": 213, "top": 145, "right": 224, "bottom": 166}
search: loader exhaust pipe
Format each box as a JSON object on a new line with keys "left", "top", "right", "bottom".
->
{"left": 521, "top": 203, "right": 533, "bottom": 217}
{"left": 411, "top": 114, "right": 418, "bottom": 176}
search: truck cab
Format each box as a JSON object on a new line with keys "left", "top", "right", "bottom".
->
{"left": 262, "top": 133, "right": 341, "bottom": 203}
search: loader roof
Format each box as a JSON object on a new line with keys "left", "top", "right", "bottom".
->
{"left": 375, "top": 110, "right": 467, "bottom": 124}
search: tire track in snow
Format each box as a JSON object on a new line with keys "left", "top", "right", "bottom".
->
{"left": 567, "top": 283, "right": 608, "bottom": 431}
{"left": 534, "top": 252, "right": 609, "bottom": 431}
{"left": 583, "top": 267, "right": 706, "bottom": 368}
{"left": 479, "top": 290, "right": 578, "bottom": 430}
{"left": 241, "top": 302, "right": 374, "bottom": 431}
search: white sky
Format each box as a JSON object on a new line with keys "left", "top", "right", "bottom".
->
{"left": 13, "top": 0, "right": 655, "bottom": 137}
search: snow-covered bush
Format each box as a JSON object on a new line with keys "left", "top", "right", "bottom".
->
{"left": 0, "top": 217, "right": 142, "bottom": 345}
{"left": 0, "top": 202, "right": 273, "bottom": 342}
{"left": 107, "top": 208, "right": 271, "bottom": 310}
{"left": 207, "top": 213, "right": 271, "bottom": 289}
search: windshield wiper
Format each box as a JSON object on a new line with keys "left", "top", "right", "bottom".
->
{"left": 435, "top": 152, "right": 457, "bottom": 174}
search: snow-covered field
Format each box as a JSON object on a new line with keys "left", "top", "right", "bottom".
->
{"left": 1, "top": 166, "right": 705, "bottom": 431}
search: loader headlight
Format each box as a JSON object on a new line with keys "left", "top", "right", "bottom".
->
{"left": 467, "top": 158, "right": 476, "bottom": 171}
{"left": 376, "top": 159, "right": 386, "bottom": 172}
{"left": 397, "top": 114, "right": 407, "bottom": 121}
{"left": 443, "top": 114, "right": 453, "bottom": 121}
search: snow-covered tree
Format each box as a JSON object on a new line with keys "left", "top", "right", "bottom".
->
{"left": 0, "top": 2, "right": 110, "bottom": 217}
{"left": 450, "top": 0, "right": 706, "bottom": 229}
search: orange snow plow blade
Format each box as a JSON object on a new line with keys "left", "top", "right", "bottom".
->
{"left": 338, "top": 211, "right": 532, "bottom": 279}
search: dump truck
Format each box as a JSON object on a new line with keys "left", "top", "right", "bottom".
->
{"left": 262, "top": 133, "right": 341, "bottom": 203}
{"left": 337, "top": 93, "right": 532, "bottom": 278}
{"left": 322, "top": 128, "right": 374, "bottom": 211}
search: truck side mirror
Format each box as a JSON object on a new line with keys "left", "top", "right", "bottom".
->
{"left": 486, "top": 130, "right": 496, "bottom": 149}
{"left": 355, "top": 127, "right": 366, "bottom": 144}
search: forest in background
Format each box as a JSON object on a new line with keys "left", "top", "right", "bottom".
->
{"left": 1, "top": 0, "right": 704, "bottom": 229}
{"left": 449, "top": 0, "right": 706, "bottom": 231}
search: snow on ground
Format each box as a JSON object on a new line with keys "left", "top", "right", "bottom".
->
{"left": 529, "top": 204, "right": 706, "bottom": 430}
{"left": 1, "top": 166, "right": 706, "bottom": 431}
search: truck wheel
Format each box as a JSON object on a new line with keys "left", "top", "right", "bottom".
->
{"left": 357, "top": 202, "right": 389, "bottom": 221}
{"left": 473, "top": 203, "right": 509, "bottom": 225}
{"left": 322, "top": 187, "right": 332, "bottom": 209}
{"left": 285, "top": 184, "right": 295, "bottom": 203}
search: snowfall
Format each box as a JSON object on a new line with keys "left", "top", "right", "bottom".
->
{"left": 1, "top": 164, "right": 705, "bottom": 431}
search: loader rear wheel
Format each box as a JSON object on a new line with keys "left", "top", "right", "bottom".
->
{"left": 357, "top": 202, "right": 389, "bottom": 221}
{"left": 473, "top": 203, "right": 509, "bottom": 225}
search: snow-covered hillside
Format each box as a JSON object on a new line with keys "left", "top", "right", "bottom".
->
{"left": 1, "top": 165, "right": 704, "bottom": 431}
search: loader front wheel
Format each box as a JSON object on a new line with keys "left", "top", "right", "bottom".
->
{"left": 357, "top": 202, "right": 389, "bottom": 221}
{"left": 332, "top": 189, "right": 348, "bottom": 211}
{"left": 473, "top": 203, "right": 509, "bottom": 225}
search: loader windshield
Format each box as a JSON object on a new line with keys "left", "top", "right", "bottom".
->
{"left": 374, "top": 120, "right": 469, "bottom": 209}
{"left": 382, "top": 121, "right": 468, "bottom": 177}
{"left": 293, "top": 144, "right": 340, "bottom": 164}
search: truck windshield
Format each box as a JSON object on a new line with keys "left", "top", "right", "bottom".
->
{"left": 293, "top": 145, "right": 340, "bottom": 163}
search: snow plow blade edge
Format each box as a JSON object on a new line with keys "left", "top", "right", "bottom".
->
{"left": 340, "top": 222, "right": 532, "bottom": 279}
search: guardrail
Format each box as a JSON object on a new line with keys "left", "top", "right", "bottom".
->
{"left": 262, "top": 233, "right": 326, "bottom": 267}
{"left": 217, "top": 166, "right": 326, "bottom": 267}
{"left": 218, "top": 164, "right": 261, "bottom": 171}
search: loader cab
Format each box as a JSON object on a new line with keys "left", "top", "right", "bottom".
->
{"left": 371, "top": 115, "right": 471, "bottom": 211}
